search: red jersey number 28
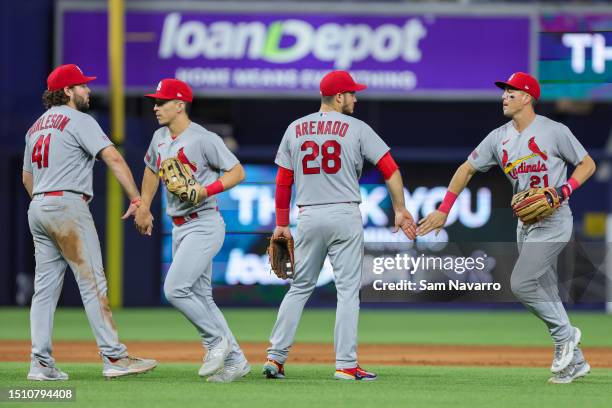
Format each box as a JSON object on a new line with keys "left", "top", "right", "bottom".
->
{"left": 32, "top": 133, "right": 51, "bottom": 169}
{"left": 301, "top": 140, "right": 341, "bottom": 175}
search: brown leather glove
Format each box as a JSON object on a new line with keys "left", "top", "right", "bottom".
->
{"left": 159, "top": 157, "right": 201, "bottom": 206}
{"left": 511, "top": 187, "right": 561, "bottom": 224}
{"left": 267, "top": 236, "right": 295, "bottom": 279}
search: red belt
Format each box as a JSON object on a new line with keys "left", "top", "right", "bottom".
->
{"left": 44, "top": 191, "right": 90, "bottom": 201}
{"left": 172, "top": 212, "right": 198, "bottom": 226}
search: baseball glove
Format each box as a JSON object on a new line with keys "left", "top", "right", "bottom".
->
{"left": 159, "top": 157, "right": 201, "bottom": 206}
{"left": 511, "top": 187, "right": 561, "bottom": 224}
{"left": 267, "top": 236, "right": 295, "bottom": 279}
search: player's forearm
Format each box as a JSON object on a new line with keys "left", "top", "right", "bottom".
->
{"left": 218, "top": 163, "right": 246, "bottom": 191}
{"left": 275, "top": 166, "right": 294, "bottom": 227}
{"left": 140, "top": 167, "right": 160, "bottom": 209}
{"left": 569, "top": 155, "right": 596, "bottom": 185}
{"left": 448, "top": 161, "right": 476, "bottom": 194}
{"left": 438, "top": 161, "right": 476, "bottom": 214}
{"left": 385, "top": 170, "right": 406, "bottom": 210}
{"left": 22, "top": 171, "right": 33, "bottom": 198}
{"left": 557, "top": 155, "right": 596, "bottom": 200}
{"left": 110, "top": 162, "right": 140, "bottom": 200}
{"left": 199, "top": 163, "right": 246, "bottom": 199}
{"left": 100, "top": 146, "right": 140, "bottom": 200}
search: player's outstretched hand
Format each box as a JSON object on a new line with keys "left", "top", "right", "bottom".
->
{"left": 134, "top": 206, "right": 154, "bottom": 236}
{"left": 121, "top": 197, "right": 142, "bottom": 220}
{"left": 393, "top": 207, "right": 416, "bottom": 240}
{"left": 416, "top": 210, "right": 447, "bottom": 236}
{"left": 272, "top": 225, "right": 292, "bottom": 241}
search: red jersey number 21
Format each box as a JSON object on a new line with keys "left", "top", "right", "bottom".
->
{"left": 32, "top": 133, "right": 51, "bottom": 169}
{"left": 529, "top": 174, "right": 549, "bottom": 188}
{"left": 301, "top": 140, "right": 341, "bottom": 175}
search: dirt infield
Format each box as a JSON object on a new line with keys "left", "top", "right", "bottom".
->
{"left": 2, "top": 341, "right": 612, "bottom": 368}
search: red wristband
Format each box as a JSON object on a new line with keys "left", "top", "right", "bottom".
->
{"left": 438, "top": 191, "right": 458, "bottom": 214}
{"left": 205, "top": 180, "right": 224, "bottom": 197}
{"left": 567, "top": 177, "right": 580, "bottom": 194}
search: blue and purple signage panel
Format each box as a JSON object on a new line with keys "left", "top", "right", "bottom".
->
{"left": 60, "top": 6, "right": 530, "bottom": 97}
{"left": 539, "top": 13, "right": 612, "bottom": 100}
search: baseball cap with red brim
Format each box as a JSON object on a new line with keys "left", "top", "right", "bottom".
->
{"left": 145, "top": 78, "right": 193, "bottom": 102}
{"left": 47, "top": 64, "right": 97, "bottom": 91}
{"left": 320, "top": 71, "right": 367, "bottom": 96}
{"left": 494, "top": 72, "right": 540, "bottom": 100}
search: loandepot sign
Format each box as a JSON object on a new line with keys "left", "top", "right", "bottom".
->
{"left": 59, "top": 6, "right": 530, "bottom": 96}
{"left": 159, "top": 13, "right": 427, "bottom": 69}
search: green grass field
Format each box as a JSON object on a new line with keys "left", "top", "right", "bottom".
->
{"left": 1, "top": 308, "right": 611, "bottom": 408}
{"left": 2, "top": 308, "right": 612, "bottom": 345}
{"left": 1, "top": 363, "right": 611, "bottom": 408}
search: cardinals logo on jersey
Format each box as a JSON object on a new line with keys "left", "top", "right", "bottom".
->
{"left": 177, "top": 147, "right": 197, "bottom": 172}
{"left": 527, "top": 136, "right": 548, "bottom": 161}
{"left": 502, "top": 137, "right": 548, "bottom": 179}
{"left": 503, "top": 137, "right": 548, "bottom": 175}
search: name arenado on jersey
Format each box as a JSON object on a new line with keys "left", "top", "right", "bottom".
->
{"left": 295, "top": 120, "right": 349, "bottom": 137}
{"left": 158, "top": 13, "right": 427, "bottom": 69}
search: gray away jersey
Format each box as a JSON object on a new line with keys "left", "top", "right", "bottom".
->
{"left": 468, "top": 115, "right": 588, "bottom": 194}
{"left": 144, "top": 122, "right": 239, "bottom": 217}
{"left": 275, "top": 111, "right": 390, "bottom": 206}
{"left": 23, "top": 105, "right": 113, "bottom": 198}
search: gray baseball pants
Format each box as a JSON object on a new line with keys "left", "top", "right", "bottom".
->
{"left": 164, "top": 209, "right": 244, "bottom": 362}
{"left": 511, "top": 205, "right": 575, "bottom": 344}
{"left": 28, "top": 192, "right": 127, "bottom": 367}
{"left": 267, "top": 203, "right": 363, "bottom": 369}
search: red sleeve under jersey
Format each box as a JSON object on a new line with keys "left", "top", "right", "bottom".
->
{"left": 275, "top": 166, "right": 294, "bottom": 226}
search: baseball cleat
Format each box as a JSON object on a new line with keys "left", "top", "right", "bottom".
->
{"left": 551, "top": 327, "right": 581, "bottom": 373}
{"left": 548, "top": 360, "right": 590, "bottom": 384}
{"left": 102, "top": 355, "right": 157, "bottom": 379}
{"left": 199, "top": 337, "right": 231, "bottom": 377}
{"left": 27, "top": 361, "right": 69, "bottom": 381}
{"left": 334, "top": 366, "right": 377, "bottom": 381}
{"left": 262, "top": 359, "right": 285, "bottom": 379}
{"left": 207, "top": 359, "right": 251, "bottom": 383}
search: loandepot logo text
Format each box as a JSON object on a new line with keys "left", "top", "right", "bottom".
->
{"left": 159, "top": 13, "right": 427, "bottom": 69}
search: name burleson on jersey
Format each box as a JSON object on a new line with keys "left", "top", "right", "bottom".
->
{"left": 295, "top": 120, "right": 349, "bottom": 138}
{"left": 27, "top": 114, "right": 71, "bottom": 137}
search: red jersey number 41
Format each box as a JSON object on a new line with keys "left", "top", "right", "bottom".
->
{"left": 32, "top": 133, "right": 51, "bottom": 169}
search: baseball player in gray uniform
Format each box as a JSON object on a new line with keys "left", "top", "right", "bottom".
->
{"left": 263, "top": 70, "right": 417, "bottom": 381}
{"left": 132, "top": 78, "right": 249, "bottom": 383}
{"left": 417, "top": 72, "right": 596, "bottom": 384}
{"left": 22, "top": 64, "right": 157, "bottom": 380}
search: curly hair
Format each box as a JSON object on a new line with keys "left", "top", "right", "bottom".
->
{"left": 42, "top": 89, "right": 70, "bottom": 109}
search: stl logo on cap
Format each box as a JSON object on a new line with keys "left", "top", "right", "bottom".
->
{"left": 145, "top": 78, "right": 193, "bottom": 102}
{"left": 494, "top": 72, "right": 540, "bottom": 100}
{"left": 46, "top": 64, "right": 97, "bottom": 92}
{"left": 319, "top": 71, "right": 367, "bottom": 96}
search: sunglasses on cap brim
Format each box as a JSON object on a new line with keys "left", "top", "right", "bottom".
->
{"left": 153, "top": 98, "right": 174, "bottom": 106}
